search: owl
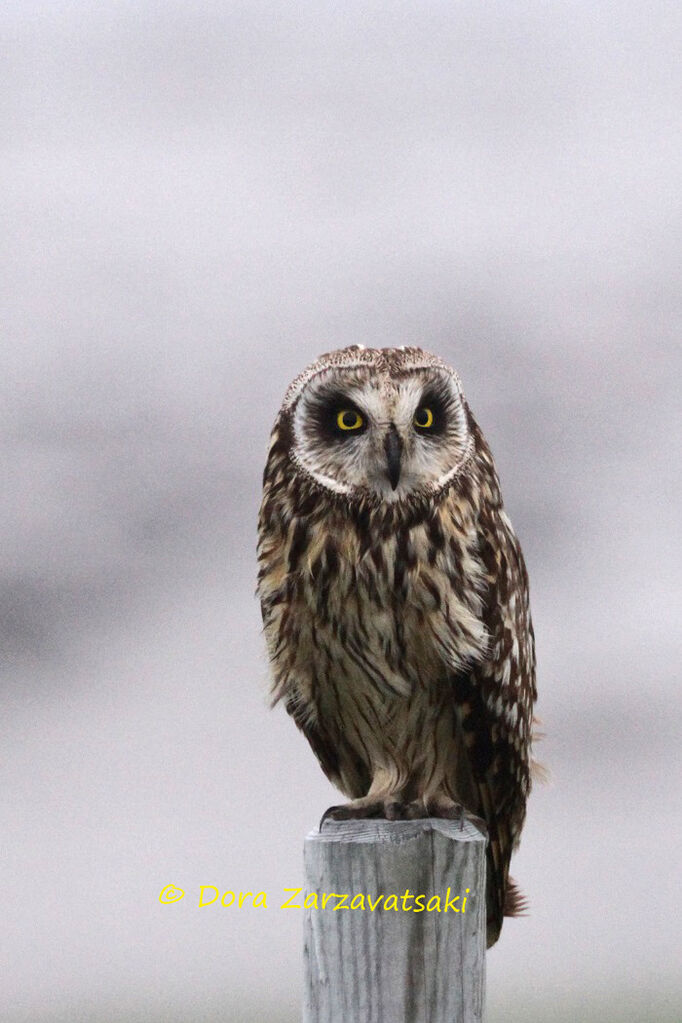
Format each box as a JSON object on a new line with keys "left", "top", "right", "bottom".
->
{"left": 257, "top": 345, "right": 537, "bottom": 947}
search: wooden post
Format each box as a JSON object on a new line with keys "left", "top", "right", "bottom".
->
{"left": 303, "top": 818, "right": 487, "bottom": 1023}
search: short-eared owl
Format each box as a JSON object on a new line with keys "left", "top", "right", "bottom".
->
{"left": 257, "top": 345, "right": 537, "bottom": 947}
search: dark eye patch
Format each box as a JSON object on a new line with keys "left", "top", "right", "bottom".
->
{"left": 415, "top": 387, "right": 449, "bottom": 437}
{"left": 307, "top": 389, "right": 367, "bottom": 441}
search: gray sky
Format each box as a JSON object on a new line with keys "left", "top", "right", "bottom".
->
{"left": 2, "top": 2, "right": 681, "bottom": 1020}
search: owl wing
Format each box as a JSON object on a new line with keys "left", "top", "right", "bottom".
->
{"left": 449, "top": 503, "right": 536, "bottom": 947}
{"left": 257, "top": 486, "right": 372, "bottom": 800}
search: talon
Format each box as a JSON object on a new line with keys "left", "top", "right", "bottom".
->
{"left": 425, "top": 799, "right": 466, "bottom": 822}
{"left": 319, "top": 800, "right": 384, "bottom": 828}
{"left": 319, "top": 805, "right": 347, "bottom": 829}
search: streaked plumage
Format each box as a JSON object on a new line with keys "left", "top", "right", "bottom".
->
{"left": 257, "top": 345, "right": 537, "bottom": 947}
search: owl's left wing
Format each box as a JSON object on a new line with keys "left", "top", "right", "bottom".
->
{"left": 448, "top": 503, "right": 536, "bottom": 947}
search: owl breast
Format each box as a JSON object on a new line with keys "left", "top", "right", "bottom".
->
{"left": 259, "top": 490, "right": 489, "bottom": 802}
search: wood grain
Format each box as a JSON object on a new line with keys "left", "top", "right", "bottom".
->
{"left": 303, "top": 818, "right": 487, "bottom": 1023}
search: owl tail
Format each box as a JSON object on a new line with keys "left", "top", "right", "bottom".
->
{"left": 504, "top": 877, "right": 529, "bottom": 917}
{"left": 486, "top": 872, "right": 529, "bottom": 947}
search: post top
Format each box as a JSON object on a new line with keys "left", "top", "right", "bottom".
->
{"left": 307, "top": 816, "right": 487, "bottom": 845}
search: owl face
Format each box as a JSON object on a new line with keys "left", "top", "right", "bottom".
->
{"left": 283, "top": 347, "right": 473, "bottom": 503}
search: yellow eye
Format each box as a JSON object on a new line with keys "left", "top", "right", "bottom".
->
{"left": 414, "top": 407, "right": 434, "bottom": 429}
{"left": 336, "top": 409, "right": 364, "bottom": 431}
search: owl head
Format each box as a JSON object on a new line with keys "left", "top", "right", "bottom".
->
{"left": 278, "top": 346, "right": 474, "bottom": 503}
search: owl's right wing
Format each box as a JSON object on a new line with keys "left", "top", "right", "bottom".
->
{"left": 257, "top": 501, "right": 371, "bottom": 799}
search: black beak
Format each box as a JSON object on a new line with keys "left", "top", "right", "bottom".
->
{"left": 384, "top": 424, "right": 402, "bottom": 490}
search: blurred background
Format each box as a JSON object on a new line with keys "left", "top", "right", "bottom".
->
{"left": 2, "top": 2, "right": 680, "bottom": 1021}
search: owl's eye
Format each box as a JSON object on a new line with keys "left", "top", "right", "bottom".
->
{"left": 414, "top": 407, "right": 434, "bottom": 429}
{"left": 336, "top": 409, "right": 364, "bottom": 431}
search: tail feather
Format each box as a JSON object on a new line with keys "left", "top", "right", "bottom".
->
{"left": 504, "top": 877, "right": 529, "bottom": 918}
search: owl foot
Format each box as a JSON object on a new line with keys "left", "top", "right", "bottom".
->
{"left": 320, "top": 797, "right": 487, "bottom": 832}
{"left": 320, "top": 797, "right": 425, "bottom": 829}
{"left": 425, "top": 797, "right": 487, "bottom": 834}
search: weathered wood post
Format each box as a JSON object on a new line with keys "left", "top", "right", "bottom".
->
{"left": 303, "top": 818, "right": 487, "bottom": 1023}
